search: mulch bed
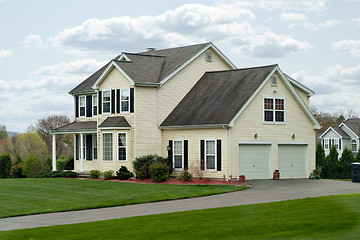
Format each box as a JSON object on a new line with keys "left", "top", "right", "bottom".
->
{"left": 102, "top": 178, "right": 249, "bottom": 186}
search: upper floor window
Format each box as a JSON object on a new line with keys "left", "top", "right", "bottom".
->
{"left": 93, "top": 95, "right": 97, "bottom": 116}
{"left": 103, "top": 90, "right": 111, "bottom": 114}
{"left": 79, "top": 96, "right": 86, "bottom": 117}
{"left": 352, "top": 140, "right": 357, "bottom": 152}
{"left": 324, "top": 139, "right": 329, "bottom": 150}
{"left": 264, "top": 98, "right": 284, "bottom": 123}
{"left": 121, "top": 88, "right": 130, "bottom": 113}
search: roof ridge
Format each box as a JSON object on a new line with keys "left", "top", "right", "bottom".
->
{"left": 136, "top": 42, "right": 211, "bottom": 54}
{"left": 123, "top": 52, "right": 166, "bottom": 58}
{"left": 205, "top": 64, "right": 278, "bottom": 74}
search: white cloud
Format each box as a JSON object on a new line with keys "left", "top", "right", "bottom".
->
{"left": 20, "top": 35, "right": 45, "bottom": 49}
{"left": 49, "top": 3, "right": 310, "bottom": 59}
{"left": 280, "top": 12, "right": 308, "bottom": 21}
{"left": 333, "top": 40, "right": 360, "bottom": 57}
{"left": 252, "top": 0, "right": 327, "bottom": 12}
{"left": 0, "top": 49, "right": 12, "bottom": 60}
{"left": 288, "top": 19, "right": 340, "bottom": 31}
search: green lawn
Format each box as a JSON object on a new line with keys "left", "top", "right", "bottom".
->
{"left": 0, "top": 178, "right": 247, "bottom": 218}
{"left": 1, "top": 194, "right": 360, "bottom": 240}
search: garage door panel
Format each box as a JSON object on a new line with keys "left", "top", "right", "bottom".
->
{"left": 278, "top": 145, "right": 306, "bottom": 179}
{"left": 239, "top": 144, "right": 271, "bottom": 179}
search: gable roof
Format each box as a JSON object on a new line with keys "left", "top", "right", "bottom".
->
{"left": 319, "top": 126, "right": 350, "bottom": 139}
{"left": 69, "top": 42, "right": 236, "bottom": 95}
{"left": 342, "top": 118, "right": 360, "bottom": 138}
{"left": 161, "top": 65, "right": 277, "bottom": 127}
{"left": 161, "top": 64, "right": 321, "bottom": 129}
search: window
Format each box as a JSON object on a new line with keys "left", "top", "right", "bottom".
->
{"left": 102, "top": 133, "right": 113, "bottom": 161}
{"left": 173, "top": 140, "right": 183, "bottom": 170}
{"left": 352, "top": 140, "right": 357, "bottom": 152}
{"left": 272, "top": 76, "right": 277, "bottom": 86}
{"left": 121, "top": 88, "right": 130, "bottom": 113}
{"left": 205, "top": 140, "right": 216, "bottom": 170}
{"left": 264, "top": 98, "right": 284, "bottom": 123}
{"left": 103, "top": 90, "right": 111, "bottom": 113}
{"left": 92, "top": 134, "right": 97, "bottom": 160}
{"left": 118, "top": 133, "right": 127, "bottom": 161}
{"left": 205, "top": 51, "right": 212, "bottom": 62}
{"left": 79, "top": 96, "right": 86, "bottom": 117}
{"left": 334, "top": 139, "right": 339, "bottom": 150}
{"left": 93, "top": 95, "right": 97, "bottom": 116}
{"left": 324, "top": 139, "right": 329, "bottom": 150}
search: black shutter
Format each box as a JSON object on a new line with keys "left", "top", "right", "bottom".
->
{"left": 322, "top": 139, "right": 324, "bottom": 147}
{"left": 200, "top": 140, "right": 205, "bottom": 170}
{"left": 168, "top": 140, "right": 173, "bottom": 167}
{"left": 130, "top": 88, "right": 134, "bottom": 113}
{"left": 86, "top": 135, "right": 92, "bottom": 160}
{"left": 75, "top": 96, "right": 79, "bottom": 118}
{"left": 217, "top": 139, "right": 221, "bottom": 171}
{"left": 86, "top": 95, "right": 92, "bottom": 117}
{"left": 111, "top": 89, "right": 115, "bottom": 114}
{"left": 75, "top": 135, "right": 79, "bottom": 160}
{"left": 184, "top": 140, "right": 188, "bottom": 170}
{"left": 116, "top": 89, "right": 120, "bottom": 113}
{"left": 339, "top": 139, "right": 341, "bottom": 150}
{"left": 98, "top": 91, "right": 102, "bottom": 114}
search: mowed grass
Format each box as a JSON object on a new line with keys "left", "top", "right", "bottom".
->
{"left": 0, "top": 178, "right": 247, "bottom": 218}
{"left": 1, "top": 194, "right": 360, "bottom": 240}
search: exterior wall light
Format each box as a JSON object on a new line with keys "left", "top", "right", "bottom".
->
{"left": 254, "top": 133, "right": 258, "bottom": 139}
{"left": 292, "top": 134, "right": 296, "bottom": 139}
{"left": 166, "top": 145, "right": 171, "bottom": 151}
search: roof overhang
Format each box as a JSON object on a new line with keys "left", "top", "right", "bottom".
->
{"left": 286, "top": 74, "right": 315, "bottom": 97}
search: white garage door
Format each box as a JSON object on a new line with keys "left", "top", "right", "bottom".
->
{"left": 278, "top": 144, "right": 307, "bottom": 179}
{"left": 239, "top": 144, "right": 271, "bottom": 179}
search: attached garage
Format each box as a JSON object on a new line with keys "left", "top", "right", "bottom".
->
{"left": 238, "top": 144, "right": 272, "bottom": 179}
{"left": 278, "top": 144, "right": 307, "bottom": 179}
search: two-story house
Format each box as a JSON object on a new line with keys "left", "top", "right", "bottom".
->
{"left": 52, "top": 42, "right": 320, "bottom": 179}
{"left": 319, "top": 118, "right": 360, "bottom": 156}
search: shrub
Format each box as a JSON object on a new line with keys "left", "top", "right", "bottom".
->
{"left": 90, "top": 170, "right": 101, "bottom": 179}
{"left": 56, "top": 158, "right": 68, "bottom": 170}
{"left": 23, "top": 155, "right": 47, "bottom": 178}
{"left": 103, "top": 170, "right": 114, "bottom": 180}
{"left": 116, "top": 166, "right": 134, "bottom": 180}
{"left": 10, "top": 163, "right": 25, "bottom": 178}
{"left": 177, "top": 169, "right": 193, "bottom": 181}
{"left": 133, "top": 154, "right": 170, "bottom": 179}
{"left": 36, "top": 171, "right": 78, "bottom": 178}
{"left": 149, "top": 162, "right": 170, "bottom": 183}
{"left": 0, "top": 154, "right": 12, "bottom": 178}
{"left": 321, "top": 145, "right": 339, "bottom": 179}
{"left": 65, "top": 156, "right": 74, "bottom": 170}
{"left": 339, "top": 147, "right": 354, "bottom": 179}
{"left": 316, "top": 142, "right": 326, "bottom": 169}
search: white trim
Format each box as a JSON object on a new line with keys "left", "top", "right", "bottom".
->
{"left": 286, "top": 75, "right": 315, "bottom": 96}
{"left": 120, "top": 88, "right": 130, "bottom": 114}
{"left": 52, "top": 130, "right": 97, "bottom": 135}
{"left": 117, "top": 132, "right": 127, "bottom": 162}
{"left": 102, "top": 90, "right": 111, "bottom": 114}
{"left": 263, "top": 97, "right": 286, "bottom": 124}
{"left": 102, "top": 132, "right": 113, "bottom": 162}
{"left": 92, "top": 94, "right": 98, "bottom": 116}
{"left": 339, "top": 123, "right": 359, "bottom": 139}
{"left": 117, "top": 53, "right": 131, "bottom": 61}
{"left": 98, "top": 127, "right": 131, "bottom": 130}
{"left": 159, "top": 43, "right": 236, "bottom": 86}
{"left": 319, "top": 127, "right": 343, "bottom": 139}
{"left": 92, "top": 134, "right": 98, "bottom": 161}
{"left": 173, "top": 139, "right": 184, "bottom": 171}
{"left": 160, "top": 124, "right": 228, "bottom": 129}
{"left": 205, "top": 139, "right": 217, "bottom": 172}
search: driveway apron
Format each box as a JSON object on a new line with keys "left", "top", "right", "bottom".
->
{"left": 1, "top": 179, "right": 359, "bottom": 231}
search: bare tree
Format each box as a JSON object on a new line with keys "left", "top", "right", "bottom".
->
{"left": 29, "top": 115, "right": 73, "bottom": 159}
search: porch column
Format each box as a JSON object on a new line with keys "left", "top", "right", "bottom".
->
{"left": 80, "top": 133, "right": 84, "bottom": 172}
{"left": 52, "top": 134, "right": 57, "bottom": 171}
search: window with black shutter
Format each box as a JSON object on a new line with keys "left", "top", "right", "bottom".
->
{"left": 86, "top": 95, "right": 92, "bottom": 117}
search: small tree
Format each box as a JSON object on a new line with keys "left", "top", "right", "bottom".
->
{"left": 23, "top": 155, "right": 47, "bottom": 178}
{"left": 0, "top": 153, "right": 12, "bottom": 178}
{"left": 339, "top": 147, "right": 355, "bottom": 179}
{"left": 316, "top": 142, "right": 326, "bottom": 169}
{"left": 322, "top": 145, "right": 339, "bottom": 179}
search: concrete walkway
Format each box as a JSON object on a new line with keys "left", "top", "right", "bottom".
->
{"left": 1, "top": 179, "right": 359, "bottom": 231}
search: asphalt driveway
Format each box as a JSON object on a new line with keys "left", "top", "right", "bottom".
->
{"left": 1, "top": 179, "right": 359, "bottom": 231}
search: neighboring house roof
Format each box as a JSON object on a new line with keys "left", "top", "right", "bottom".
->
{"left": 342, "top": 118, "right": 360, "bottom": 138}
{"left": 52, "top": 121, "right": 97, "bottom": 134}
{"left": 319, "top": 126, "right": 350, "bottom": 139}
{"left": 69, "top": 42, "right": 236, "bottom": 95}
{"left": 98, "top": 116, "right": 131, "bottom": 129}
{"left": 161, "top": 64, "right": 320, "bottom": 129}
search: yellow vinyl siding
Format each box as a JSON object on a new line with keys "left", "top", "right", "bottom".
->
{"left": 293, "top": 85, "right": 310, "bottom": 107}
{"left": 230, "top": 72, "right": 316, "bottom": 178}
{"left": 162, "top": 128, "right": 227, "bottom": 179}
{"left": 158, "top": 49, "right": 231, "bottom": 124}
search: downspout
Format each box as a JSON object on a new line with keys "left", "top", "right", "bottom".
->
{"left": 223, "top": 125, "right": 230, "bottom": 181}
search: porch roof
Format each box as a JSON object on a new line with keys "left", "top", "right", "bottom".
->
{"left": 98, "top": 116, "right": 131, "bottom": 129}
{"left": 52, "top": 121, "right": 97, "bottom": 134}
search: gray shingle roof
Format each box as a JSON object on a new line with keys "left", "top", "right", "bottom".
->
{"left": 52, "top": 121, "right": 97, "bottom": 133}
{"left": 161, "top": 65, "right": 277, "bottom": 127}
{"left": 69, "top": 42, "right": 210, "bottom": 94}
{"left": 344, "top": 118, "right": 360, "bottom": 137}
{"left": 332, "top": 126, "right": 350, "bottom": 138}
{"left": 98, "top": 116, "right": 131, "bottom": 128}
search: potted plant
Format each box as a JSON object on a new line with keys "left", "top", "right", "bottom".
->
{"left": 312, "top": 167, "right": 322, "bottom": 179}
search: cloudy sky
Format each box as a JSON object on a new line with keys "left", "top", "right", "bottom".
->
{"left": 0, "top": 0, "right": 359, "bottom": 132}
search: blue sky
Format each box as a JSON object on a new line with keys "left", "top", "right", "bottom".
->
{"left": 1, "top": 0, "right": 360, "bottom": 132}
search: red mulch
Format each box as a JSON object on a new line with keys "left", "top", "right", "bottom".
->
{"left": 86, "top": 178, "right": 249, "bottom": 186}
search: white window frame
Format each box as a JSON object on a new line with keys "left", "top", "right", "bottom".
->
{"left": 173, "top": 139, "right": 184, "bottom": 171}
{"left": 352, "top": 139, "right": 357, "bottom": 152}
{"left": 263, "top": 97, "right": 285, "bottom": 124}
{"left": 92, "top": 94, "right": 97, "bottom": 116}
{"left": 324, "top": 139, "right": 329, "bottom": 150}
{"left": 102, "top": 90, "right": 111, "bottom": 114}
{"left": 120, "top": 88, "right": 130, "bottom": 114}
{"left": 205, "top": 139, "right": 217, "bottom": 172}
{"left": 102, "top": 132, "right": 113, "bottom": 161}
{"left": 334, "top": 139, "right": 339, "bottom": 150}
{"left": 79, "top": 95, "right": 86, "bottom": 118}
{"left": 92, "top": 134, "right": 97, "bottom": 161}
{"left": 117, "top": 132, "right": 127, "bottom": 162}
